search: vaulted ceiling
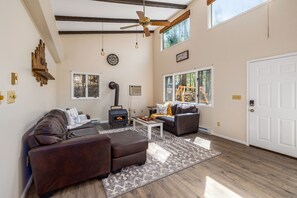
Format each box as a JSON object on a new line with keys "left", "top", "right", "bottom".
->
{"left": 50, "top": 0, "right": 193, "bottom": 34}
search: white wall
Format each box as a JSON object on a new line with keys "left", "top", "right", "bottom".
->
{"left": 153, "top": 0, "right": 297, "bottom": 142}
{"left": 56, "top": 34, "right": 154, "bottom": 121}
{"left": 0, "top": 0, "right": 57, "bottom": 197}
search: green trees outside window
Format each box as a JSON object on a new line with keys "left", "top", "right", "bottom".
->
{"left": 163, "top": 18, "right": 190, "bottom": 50}
{"left": 164, "top": 67, "right": 213, "bottom": 105}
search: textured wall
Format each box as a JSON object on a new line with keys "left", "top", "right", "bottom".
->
{"left": 56, "top": 34, "right": 154, "bottom": 121}
{"left": 0, "top": 0, "right": 57, "bottom": 197}
{"left": 153, "top": 0, "right": 297, "bottom": 143}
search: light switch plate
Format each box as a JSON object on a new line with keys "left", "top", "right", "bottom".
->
{"left": 7, "top": 90, "right": 16, "bottom": 104}
{"left": 0, "top": 91, "right": 4, "bottom": 105}
{"left": 232, "top": 95, "right": 242, "bottom": 100}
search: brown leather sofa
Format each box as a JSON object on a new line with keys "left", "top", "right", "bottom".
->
{"left": 26, "top": 109, "right": 111, "bottom": 198}
{"left": 156, "top": 104, "right": 200, "bottom": 136}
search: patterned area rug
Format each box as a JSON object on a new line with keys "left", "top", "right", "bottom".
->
{"left": 100, "top": 127, "right": 221, "bottom": 198}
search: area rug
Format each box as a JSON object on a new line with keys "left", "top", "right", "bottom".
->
{"left": 100, "top": 127, "right": 221, "bottom": 198}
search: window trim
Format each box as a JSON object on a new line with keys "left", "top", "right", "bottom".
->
{"left": 208, "top": 0, "right": 268, "bottom": 29}
{"left": 160, "top": 10, "right": 190, "bottom": 34}
{"left": 163, "top": 66, "right": 214, "bottom": 107}
{"left": 71, "top": 71, "right": 102, "bottom": 100}
{"left": 197, "top": 66, "right": 214, "bottom": 107}
{"left": 161, "top": 10, "right": 191, "bottom": 50}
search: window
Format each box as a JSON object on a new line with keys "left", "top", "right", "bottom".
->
{"left": 210, "top": 0, "right": 267, "bottom": 27}
{"left": 164, "top": 76, "right": 173, "bottom": 101}
{"left": 162, "top": 18, "right": 190, "bottom": 50}
{"left": 71, "top": 72, "right": 101, "bottom": 99}
{"left": 197, "top": 69, "right": 212, "bottom": 104}
{"left": 164, "top": 67, "right": 213, "bottom": 106}
{"left": 174, "top": 72, "right": 196, "bottom": 103}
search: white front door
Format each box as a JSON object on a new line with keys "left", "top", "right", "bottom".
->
{"left": 248, "top": 53, "right": 297, "bottom": 158}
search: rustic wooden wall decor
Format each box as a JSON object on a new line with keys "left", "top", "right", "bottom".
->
{"left": 32, "top": 39, "right": 55, "bottom": 86}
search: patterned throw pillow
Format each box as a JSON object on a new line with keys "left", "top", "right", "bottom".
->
{"left": 65, "top": 108, "right": 81, "bottom": 125}
{"left": 156, "top": 103, "right": 168, "bottom": 115}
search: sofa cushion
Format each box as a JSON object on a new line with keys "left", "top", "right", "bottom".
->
{"left": 33, "top": 116, "right": 67, "bottom": 145}
{"left": 69, "top": 122, "right": 95, "bottom": 130}
{"left": 107, "top": 130, "right": 148, "bottom": 158}
{"left": 176, "top": 104, "right": 198, "bottom": 114}
{"left": 156, "top": 116, "right": 175, "bottom": 127}
{"left": 171, "top": 104, "right": 178, "bottom": 115}
{"left": 67, "top": 127, "right": 98, "bottom": 139}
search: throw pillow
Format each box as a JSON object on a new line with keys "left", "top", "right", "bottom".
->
{"left": 65, "top": 108, "right": 81, "bottom": 125}
{"left": 167, "top": 103, "right": 173, "bottom": 115}
{"left": 156, "top": 103, "right": 168, "bottom": 115}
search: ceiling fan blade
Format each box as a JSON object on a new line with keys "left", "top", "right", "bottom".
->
{"left": 151, "top": 21, "right": 170, "bottom": 26}
{"left": 120, "top": 24, "right": 140, "bottom": 30}
{"left": 137, "top": 11, "right": 145, "bottom": 21}
{"left": 144, "top": 27, "right": 150, "bottom": 37}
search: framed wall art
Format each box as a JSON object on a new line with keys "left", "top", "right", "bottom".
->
{"left": 176, "top": 50, "right": 189, "bottom": 63}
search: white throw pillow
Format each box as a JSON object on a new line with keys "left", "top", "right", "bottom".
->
{"left": 156, "top": 103, "right": 168, "bottom": 115}
{"left": 65, "top": 108, "right": 80, "bottom": 125}
{"left": 65, "top": 110, "right": 74, "bottom": 125}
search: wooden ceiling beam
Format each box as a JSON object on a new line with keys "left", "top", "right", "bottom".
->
{"left": 59, "top": 30, "right": 154, "bottom": 35}
{"left": 92, "top": 0, "right": 187, "bottom": 9}
{"left": 55, "top": 15, "right": 169, "bottom": 23}
{"left": 207, "top": 0, "right": 216, "bottom": 6}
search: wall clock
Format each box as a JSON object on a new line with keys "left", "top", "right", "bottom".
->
{"left": 107, "top": 54, "right": 119, "bottom": 66}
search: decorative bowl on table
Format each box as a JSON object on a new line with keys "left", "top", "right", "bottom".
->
{"left": 139, "top": 116, "right": 154, "bottom": 121}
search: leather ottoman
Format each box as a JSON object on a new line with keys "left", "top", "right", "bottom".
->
{"left": 107, "top": 130, "right": 148, "bottom": 173}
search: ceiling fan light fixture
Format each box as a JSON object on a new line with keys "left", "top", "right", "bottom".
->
{"left": 120, "top": 0, "right": 167, "bottom": 37}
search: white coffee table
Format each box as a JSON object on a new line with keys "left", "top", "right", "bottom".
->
{"left": 132, "top": 117, "right": 164, "bottom": 140}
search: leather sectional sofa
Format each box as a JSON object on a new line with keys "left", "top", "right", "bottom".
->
{"left": 156, "top": 104, "right": 200, "bottom": 136}
{"left": 25, "top": 109, "right": 111, "bottom": 197}
{"left": 25, "top": 109, "right": 148, "bottom": 198}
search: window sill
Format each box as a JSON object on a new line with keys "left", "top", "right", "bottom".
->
{"left": 71, "top": 97, "right": 101, "bottom": 100}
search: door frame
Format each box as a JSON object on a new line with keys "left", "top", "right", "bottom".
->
{"left": 246, "top": 51, "right": 297, "bottom": 146}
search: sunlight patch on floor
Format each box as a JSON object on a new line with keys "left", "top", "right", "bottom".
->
{"left": 185, "top": 137, "right": 211, "bottom": 150}
{"left": 204, "top": 176, "right": 242, "bottom": 198}
{"left": 147, "top": 143, "right": 171, "bottom": 164}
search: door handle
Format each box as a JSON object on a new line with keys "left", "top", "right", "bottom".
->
{"left": 249, "top": 109, "right": 254, "bottom": 112}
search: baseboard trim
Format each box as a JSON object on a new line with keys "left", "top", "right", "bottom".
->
{"left": 21, "top": 176, "right": 33, "bottom": 198}
{"left": 99, "top": 120, "right": 108, "bottom": 124}
{"left": 211, "top": 132, "right": 247, "bottom": 145}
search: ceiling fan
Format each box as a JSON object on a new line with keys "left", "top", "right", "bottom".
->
{"left": 120, "top": 0, "right": 170, "bottom": 37}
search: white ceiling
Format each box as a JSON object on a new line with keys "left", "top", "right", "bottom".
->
{"left": 50, "top": 0, "right": 193, "bottom": 32}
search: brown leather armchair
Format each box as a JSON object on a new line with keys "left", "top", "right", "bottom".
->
{"left": 156, "top": 104, "right": 200, "bottom": 136}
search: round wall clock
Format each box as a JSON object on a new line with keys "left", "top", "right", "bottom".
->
{"left": 107, "top": 54, "right": 119, "bottom": 66}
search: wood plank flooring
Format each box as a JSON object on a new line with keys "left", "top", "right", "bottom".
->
{"left": 26, "top": 132, "right": 297, "bottom": 198}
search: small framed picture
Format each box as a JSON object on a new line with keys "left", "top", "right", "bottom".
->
{"left": 176, "top": 50, "right": 189, "bottom": 63}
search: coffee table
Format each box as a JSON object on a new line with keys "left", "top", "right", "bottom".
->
{"left": 132, "top": 117, "right": 164, "bottom": 140}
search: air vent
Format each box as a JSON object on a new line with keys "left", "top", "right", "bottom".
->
{"left": 129, "top": 85, "right": 141, "bottom": 96}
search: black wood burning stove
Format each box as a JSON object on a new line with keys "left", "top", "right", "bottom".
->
{"left": 108, "top": 82, "right": 128, "bottom": 127}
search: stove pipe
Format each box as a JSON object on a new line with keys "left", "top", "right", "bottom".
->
{"left": 109, "top": 81, "right": 119, "bottom": 106}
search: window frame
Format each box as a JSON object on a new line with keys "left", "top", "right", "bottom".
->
{"left": 162, "top": 17, "right": 190, "bottom": 50}
{"left": 208, "top": 0, "right": 268, "bottom": 29}
{"left": 163, "top": 66, "right": 214, "bottom": 107}
{"left": 71, "top": 71, "right": 102, "bottom": 100}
